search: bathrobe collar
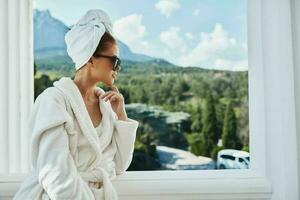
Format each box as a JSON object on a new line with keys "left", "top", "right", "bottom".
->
{"left": 53, "top": 76, "right": 115, "bottom": 170}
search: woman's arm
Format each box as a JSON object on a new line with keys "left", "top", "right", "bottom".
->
{"left": 98, "top": 86, "right": 139, "bottom": 175}
{"left": 112, "top": 117, "right": 139, "bottom": 175}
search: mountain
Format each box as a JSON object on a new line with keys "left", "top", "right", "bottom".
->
{"left": 117, "top": 40, "right": 154, "bottom": 62}
{"left": 33, "top": 9, "right": 157, "bottom": 62}
{"left": 34, "top": 9, "right": 69, "bottom": 58}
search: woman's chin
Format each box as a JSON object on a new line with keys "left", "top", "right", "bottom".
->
{"left": 104, "top": 80, "right": 114, "bottom": 87}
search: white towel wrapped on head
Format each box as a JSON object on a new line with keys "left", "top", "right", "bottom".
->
{"left": 65, "top": 9, "right": 114, "bottom": 71}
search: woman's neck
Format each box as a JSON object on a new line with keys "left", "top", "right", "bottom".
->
{"left": 73, "top": 74, "right": 98, "bottom": 102}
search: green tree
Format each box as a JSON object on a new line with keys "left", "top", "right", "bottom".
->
{"left": 129, "top": 120, "right": 160, "bottom": 170}
{"left": 34, "top": 74, "right": 53, "bottom": 100}
{"left": 171, "top": 78, "right": 189, "bottom": 101}
{"left": 211, "top": 146, "right": 225, "bottom": 161}
{"left": 201, "top": 88, "right": 220, "bottom": 157}
{"left": 221, "top": 100, "right": 243, "bottom": 150}
{"left": 117, "top": 86, "right": 131, "bottom": 104}
{"left": 191, "top": 102, "right": 203, "bottom": 133}
{"left": 34, "top": 61, "right": 37, "bottom": 76}
{"left": 140, "top": 88, "right": 149, "bottom": 103}
{"left": 186, "top": 132, "right": 204, "bottom": 156}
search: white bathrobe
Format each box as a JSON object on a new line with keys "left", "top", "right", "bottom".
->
{"left": 13, "top": 76, "right": 139, "bottom": 200}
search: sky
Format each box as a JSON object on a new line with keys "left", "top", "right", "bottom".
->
{"left": 34, "top": 0, "right": 248, "bottom": 71}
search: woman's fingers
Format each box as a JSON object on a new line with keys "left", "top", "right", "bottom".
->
{"left": 100, "top": 85, "right": 119, "bottom": 100}
{"left": 100, "top": 91, "right": 113, "bottom": 99}
{"left": 108, "top": 94, "right": 119, "bottom": 102}
{"left": 105, "top": 93, "right": 120, "bottom": 102}
{"left": 110, "top": 85, "right": 119, "bottom": 93}
{"left": 103, "top": 92, "right": 115, "bottom": 101}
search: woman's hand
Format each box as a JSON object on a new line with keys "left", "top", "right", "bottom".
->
{"left": 95, "top": 85, "right": 128, "bottom": 120}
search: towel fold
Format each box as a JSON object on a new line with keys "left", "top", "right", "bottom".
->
{"left": 65, "top": 9, "right": 114, "bottom": 71}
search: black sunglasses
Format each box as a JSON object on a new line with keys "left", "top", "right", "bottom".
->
{"left": 94, "top": 54, "right": 121, "bottom": 72}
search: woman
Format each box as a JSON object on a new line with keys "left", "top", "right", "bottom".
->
{"left": 13, "top": 9, "right": 139, "bottom": 200}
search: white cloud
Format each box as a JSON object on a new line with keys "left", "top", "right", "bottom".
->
{"left": 193, "top": 9, "right": 200, "bottom": 16}
{"left": 155, "top": 0, "right": 180, "bottom": 17}
{"left": 113, "top": 14, "right": 146, "bottom": 46}
{"left": 177, "top": 23, "right": 248, "bottom": 71}
{"left": 113, "top": 14, "right": 156, "bottom": 55}
{"left": 113, "top": 16, "right": 247, "bottom": 71}
{"left": 214, "top": 59, "right": 248, "bottom": 71}
{"left": 163, "top": 48, "right": 171, "bottom": 56}
{"left": 160, "top": 26, "right": 187, "bottom": 53}
{"left": 185, "top": 32, "right": 194, "bottom": 40}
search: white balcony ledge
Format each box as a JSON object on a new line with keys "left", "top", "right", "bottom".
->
{"left": 1, "top": 170, "right": 272, "bottom": 199}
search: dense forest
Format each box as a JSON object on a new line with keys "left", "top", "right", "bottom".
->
{"left": 34, "top": 58, "right": 249, "bottom": 170}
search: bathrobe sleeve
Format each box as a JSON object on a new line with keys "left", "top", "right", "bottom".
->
{"left": 97, "top": 86, "right": 139, "bottom": 175}
{"left": 112, "top": 114, "right": 139, "bottom": 175}
{"left": 30, "top": 88, "right": 95, "bottom": 200}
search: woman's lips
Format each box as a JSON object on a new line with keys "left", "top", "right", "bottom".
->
{"left": 112, "top": 74, "right": 116, "bottom": 79}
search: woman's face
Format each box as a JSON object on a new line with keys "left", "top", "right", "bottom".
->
{"left": 91, "top": 43, "right": 119, "bottom": 87}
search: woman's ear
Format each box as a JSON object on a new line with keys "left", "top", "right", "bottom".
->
{"left": 88, "top": 57, "right": 93, "bottom": 64}
{"left": 86, "top": 57, "right": 95, "bottom": 68}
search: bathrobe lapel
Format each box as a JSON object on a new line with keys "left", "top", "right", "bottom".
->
{"left": 98, "top": 91, "right": 116, "bottom": 150}
{"left": 53, "top": 76, "right": 115, "bottom": 170}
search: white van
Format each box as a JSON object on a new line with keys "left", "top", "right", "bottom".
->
{"left": 217, "top": 149, "right": 250, "bottom": 169}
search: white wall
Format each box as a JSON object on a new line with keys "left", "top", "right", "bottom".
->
{"left": 261, "top": 0, "right": 299, "bottom": 199}
{"left": 0, "top": 0, "right": 34, "bottom": 174}
{"left": 0, "top": 0, "right": 9, "bottom": 174}
{"left": 291, "top": 0, "right": 300, "bottom": 197}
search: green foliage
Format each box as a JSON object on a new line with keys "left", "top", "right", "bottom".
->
{"left": 161, "top": 123, "right": 188, "bottom": 149}
{"left": 186, "top": 132, "right": 205, "bottom": 156}
{"left": 211, "top": 146, "right": 225, "bottom": 161}
{"left": 34, "top": 74, "right": 53, "bottom": 100}
{"left": 222, "top": 100, "right": 243, "bottom": 150}
{"left": 34, "top": 61, "right": 37, "bottom": 76}
{"left": 126, "top": 103, "right": 191, "bottom": 150}
{"left": 35, "top": 56, "right": 75, "bottom": 77}
{"left": 191, "top": 102, "right": 203, "bottom": 133}
{"left": 242, "top": 145, "right": 249, "bottom": 152}
{"left": 237, "top": 96, "right": 249, "bottom": 146}
{"left": 200, "top": 88, "right": 220, "bottom": 157}
{"left": 128, "top": 121, "right": 161, "bottom": 170}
